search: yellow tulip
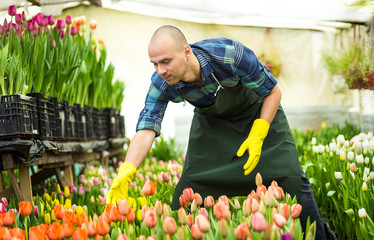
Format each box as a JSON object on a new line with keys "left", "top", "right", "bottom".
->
{"left": 138, "top": 196, "right": 147, "bottom": 207}
{"left": 128, "top": 197, "right": 136, "bottom": 208}
{"left": 43, "top": 193, "right": 51, "bottom": 202}
{"left": 51, "top": 210, "right": 56, "bottom": 222}
{"left": 44, "top": 212, "right": 51, "bottom": 224}
{"left": 76, "top": 205, "right": 84, "bottom": 214}
{"left": 137, "top": 209, "right": 143, "bottom": 221}
{"left": 56, "top": 184, "right": 61, "bottom": 195}
{"left": 65, "top": 199, "right": 72, "bottom": 210}
{"left": 64, "top": 186, "right": 70, "bottom": 198}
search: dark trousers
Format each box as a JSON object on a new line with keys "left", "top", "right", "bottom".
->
{"left": 299, "top": 170, "right": 326, "bottom": 240}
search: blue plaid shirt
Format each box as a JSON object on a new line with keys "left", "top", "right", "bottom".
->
{"left": 136, "top": 37, "right": 277, "bottom": 136}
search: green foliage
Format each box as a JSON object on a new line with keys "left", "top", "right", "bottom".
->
{"left": 147, "top": 136, "right": 184, "bottom": 162}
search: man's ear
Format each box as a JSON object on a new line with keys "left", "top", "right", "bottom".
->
{"left": 184, "top": 45, "right": 192, "bottom": 57}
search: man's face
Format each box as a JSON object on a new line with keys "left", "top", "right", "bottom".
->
{"left": 148, "top": 37, "right": 188, "bottom": 85}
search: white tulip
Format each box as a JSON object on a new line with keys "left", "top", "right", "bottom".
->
{"left": 358, "top": 208, "right": 367, "bottom": 218}
{"left": 367, "top": 131, "right": 373, "bottom": 141}
{"left": 364, "top": 167, "right": 370, "bottom": 176}
{"left": 365, "top": 157, "right": 370, "bottom": 165}
{"left": 319, "top": 145, "right": 325, "bottom": 153}
{"left": 370, "top": 171, "right": 374, "bottom": 180}
{"left": 334, "top": 171, "right": 343, "bottom": 180}
{"left": 329, "top": 142, "right": 337, "bottom": 152}
{"left": 347, "top": 151, "right": 354, "bottom": 161}
{"left": 344, "top": 140, "right": 350, "bottom": 148}
{"left": 311, "top": 137, "right": 317, "bottom": 145}
{"left": 369, "top": 140, "right": 374, "bottom": 151}
{"left": 337, "top": 135, "right": 345, "bottom": 145}
{"left": 312, "top": 145, "right": 319, "bottom": 154}
{"left": 358, "top": 133, "right": 366, "bottom": 142}
{"left": 356, "top": 154, "right": 364, "bottom": 165}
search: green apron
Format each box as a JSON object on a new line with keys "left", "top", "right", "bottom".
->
{"left": 171, "top": 85, "right": 301, "bottom": 210}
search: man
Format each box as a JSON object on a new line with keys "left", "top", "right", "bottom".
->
{"left": 106, "top": 25, "right": 326, "bottom": 239}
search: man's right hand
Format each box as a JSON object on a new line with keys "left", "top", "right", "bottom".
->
{"left": 105, "top": 162, "right": 137, "bottom": 205}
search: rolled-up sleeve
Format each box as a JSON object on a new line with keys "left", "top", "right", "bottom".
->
{"left": 232, "top": 40, "right": 277, "bottom": 97}
{"left": 136, "top": 83, "right": 168, "bottom": 137}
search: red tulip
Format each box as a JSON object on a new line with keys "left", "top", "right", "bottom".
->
{"left": 195, "top": 214, "right": 210, "bottom": 233}
{"left": 234, "top": 222, "right": 251, "bottom": 240}
{"left": 8, "top": 5, "right": 17, "bottom": 16}
{"left": 97, "top": 220, "right": 110, "bottom": 236}
{"left": 10, "top": 227, "right": 26, "bottom": 240}
{"left": 141, "top": 180, "right": 157, "bottom": 195}
{"left": 118, "top": 199, "right": 130, "bottom": 216}
{"left": 273, "top": 213, "right": 287, "bottom": 228}
{"left": 291, "top": 204, "right": 302, "bottom": 219}
{"left": 3, "top": 211, "right": 15, "bottom": 227}
{"left": 144, "top": 209, "right": 157, "bottom": 228}
{"left": 182, "top": 187, "right": 194, "bottom": 202}
{"left": 163, "top": 216, "right": 177, "bottom": 235}
{"left": 19, "top": 201, "right": 32, "bottom": 216}
{"left": 204, "top": 195, "right": 214, "bottom": 208}
{"left": 213, "top": 201, "right": 230, "bottom": 220}
{"left": 191, "top": 224, "right": 203, "bottom": 240}
{"left": 47, "top": 222, "right": 64, "bottom": 240}
{"left": 53, "top": 204, "right": 65, "bottom": 220}
{"left": 252, "top": 212, "right": 267, "bottom": 232}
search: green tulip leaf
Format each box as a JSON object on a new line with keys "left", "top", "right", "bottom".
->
{"left": 327, "top": 191, "right": 336, "bottom": 197}
{"left": 344, "top": 208, "right": 355, "bottom": 221}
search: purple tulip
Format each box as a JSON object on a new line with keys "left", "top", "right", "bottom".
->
{"left": 48, "top": 15, "right": 55, "bottom": 25}
{"left": 60, "top": 30, "right": 64, "bottom": 38}
{"left": 33, "top": 14, "right": 41, "bottom": 25}
{"left": 281, "top": 233, "right": 292, "bottom": 240}
{"left": 71, "top": 26, "right": 78, "bottom": 36}
{"left": 27, "top": 22, "right": 33, "bottom": 31}
{"left": 8, "top": 5, "right": 17, "bottom": 16}
{"left": 65, "top": 15, "right": 72, "bottom": 25}
{"left": 56, "top": 19, "right": 65, "bottom": 30}
{"left": 15, "top": 14, "right": 22, "bottom": 24}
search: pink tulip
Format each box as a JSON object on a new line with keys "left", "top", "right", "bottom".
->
{"left": 198, "top": 207, "right": 208, "bottom": 219}
{"left": 182, "top": 187, "right": 194, "bottom": 202}
{"left": 278, "top": 203, "right": 291, "bottom": 220}
{"left": 291, "top": 204, "right": 302, "bottom": 219}
{"left": 162, "top": 172, "right": 170, "bottom": 182}
{"left": 8, "top": 5, "right": 17, "bottom": 16}
{"left": 144, "top": 209, "right": 157, "bottom": 228}
{"left": 195, "top": 214, "right": 210, "bottom": 233}
{"left": 204, "top": 195, "right": 214, "bottom": 208}
{"left": 234, "top": 222, "right": 251, "bottom": 240}
{"left": 66, "top": 15, "right": 72, "bottom": 25}
{"left": 56, "top": 19, "right": 65, "bottom": 30}
{"left": 179, "top": 195, "right": 190, "bottom": 208}
{"left": 191, "top": 224, "right": 203, "bottom": 240}
{"left": 48, "top": 15, "right": 55, "bottom": 25}
{"left": 15, "top": 14, "right": 22, "bottom": 24}
{"left": 178, "top": 208, "right": 187, "bottom": 225}
{"left": 252, "top": 212, "right": 267, "bottom": 232}
{"left": 273, "top": 213, "right": 287, "bottom": 228}
{"left": 218, "top": 195, "right": 229, "bottom": 205}
{"left": 163, "top": 216, "right": 177, "bottom": 235}
{"left": 141, "top": 180, "right": 157, "bottom": 195}
{"left": 256, "top": 185, "right": 267, "bottom": 199}
{"left": 116, "top": 233, "right": 129, "bottom": 240}
{"left": 22, "top": 11, "right": 26, "bottom": 21}
{"left": 213, "top": 201, "right": 230, "bottom": 220}
{"left": 186, "top": 214, "right": 193, "bottom": 228}
{"left": 0, "top": 203, "right": 5, "bottom": 213}
{"left": 255, "top": 172, "right": 262, "bottom": 186}
{"left": 194, "top": 193, "right": 203, "bottom": 206}
{"left": 154, "top": 200, "right": 163, "bottom": 216}
{"left": 109, "top": 206, "right": 121, "bottom": 222}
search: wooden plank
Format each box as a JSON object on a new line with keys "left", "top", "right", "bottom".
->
{"left": 31, "top": 168, "right": 56, "bottom": 186}
{"left": 6, "top": 169, "right": 23, "bottom": 202}
{"left": 55, "top": 168, "right": 65, "bottom": 188}
{"left": 73, "top": 152, "right": 101, "bottom": 163}
{"left": 2, "top": 154, "right": 16, "bottom": 170}
{"left": 0, "top": 187, "right": 15, "bottom": 200}
{"left": 19, "top": 167, "right": 32, "bottom": 203}
{"left": 108, "top": 147, "right": 124, "bottom": 158}
{"left": 64, "top": 166, "right": 74, "bottom": 187}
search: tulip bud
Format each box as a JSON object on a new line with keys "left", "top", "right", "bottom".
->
{"left": 89, "top": 20, "right": 97, "bottom": 30}
{"left": 358, "top": 208, "right": 367, "bottom": 218}
{"left": 178, "top": 207, "right": 187, "bottom": 225}
{"left": 66, "top": 15, "right": 72, "bottom": 25}
{"left": 234, "top": 198, "right": 241, "bottom": 210}
{"left": 195, "top": 214, "right": 210, "bottom": 233}
{"left": 255, "top": 172, "right": 262, "bottom": 186}
{"left": 340, "top": 151, "right": 346, "bottom": 161}
{"left": 291, "top": 204, "right": 302, "bottom": 219}
{"left": 204, "top": 195, "right": 214, "bottom": 208}
{"left": 334, "top": 171, "right": 343, "bottom": 180}
{"left": 163, "top": 216, "right": 177, "bottom": 235}
{"left": 219, "top": 219, "right": 228, "bottom": 237}
{"left": 272, "top": 213, "right": 287, "bottom": 228}
{"left": 191, "top": 199, "right": 197, "bottom": 213}
{"left": 362, "top": 182, "right": 368, "bottom": 192}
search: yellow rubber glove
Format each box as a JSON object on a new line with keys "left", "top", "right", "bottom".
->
{"left": 237, "top": 119, "right": 270, "bottom": 175}
{"left": 106, "top": 162, "right": 137, "bottom": 205}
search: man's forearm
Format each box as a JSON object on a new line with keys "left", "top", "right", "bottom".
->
{"left": 260, "top": 85, "right": 281, "bottom": 124}
{"left": 124, "top": 129, "right": 156, "bottom": 169}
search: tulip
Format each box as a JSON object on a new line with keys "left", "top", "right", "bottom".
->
{"left": 127, "top": 207, "right": 135, "bottom": 223}
{"left": 29, "top": 225, "right": 47, "bottom": 240}
{"left": 350, "top": 163, "right": 357, "bottom": 173}
{"left": 144, "top": 209, "right": 157, "bottom": 228}
{"left": 8, "top": 5, "right": 17, "bottom": 16}
{"left": 163, "top": 203, "right": 172, "bottom": 217}
{"left": 278, "top": 203, "right": 291, "bottom": 220}
{"left": 162, "top": 172, "right": 170, "bottom": 182}
{"left": 198, "top": 207, "right": 208, "bottom": 219}
{"left": 214, "top": 201, "right": 230, "bottom": 220}
{"left": 44, "top": 212, "right": 51, "bottom": 224}
{"left": 191, "top": 199, "right": 197, "bottom": 213}
{"left": 358, "top": 208, "right": 367, "bottom": 218}
{"left": 334, "top": 171, "right": 343, "bottom": 180}
{"left": 154, "top": 200, "right": 163, "bottom": 216}
{"left": 72, "top": 227, "right": 88, "bottom": 240}
{"left": 234, "top": 198, "right": 241, "bottom": 210}
{"left": 195, "top": 214, "right": 210, "bottom": 233}
{"left": 54, "top": 204, "right": 66, "bottom": 220}
{"left": 340, "top": 151, "right": 346, "bottom": 161}
{"left": 182, "top": 187, "right": 194, "bottom": 202}
{"left": 118, "top": 198, "right": 130, "bottom": 216}
{"left": 178, "top": 207, "right": 187, "bottom": 225}
{"left": 218, "top": 219, "right": 228, "bottom": 237}
{"left": 0, "top": 203, "right": 5, "bottom": 213}
{"left": 163, "top": 216, "right": 177, "bottom": 235}
{"left": 62, "top": 209, "right": 75, "bottom": 224}
{"left": 234, "top": 222, "right": 252, "bottom": 240}
{"left": 255, "top": 172, "right": 262, "bottom": 186}
{"left": 47, "top": 222, "right": 64, "bottom": 240}
{"left": 141, "top": 180, "right": 157, "bottom": 195}
{"left": 179, "top": 195, "right": 190, "bottom": 207}
{"left": 10, "top": 228, "right": 26, "bottom": 239}
{"left": 97, "top": 220, "right": 110, "bottom": 235}
{"left": 18, "top": 201, "right": 32, "bottom": 216}
{"left": 191, "top": 224, "right": 203, "bottom": 240}
{"left": 291, "top": 204, "right": 302, "bottom": 219}
{"left": 65, "top": 15, "right": 72, "bottom": 25}
{"left": 82, "top": 221, "right": 97, "bottom": 237}
{"left": 62, "top": 222, "right": 74, "bottom": 238}
{"left": 204, "top": 195, "right": 214, "bottom": 208}
{"left": 89, "top": 20, "right": 97, "bottom": 30}
{"left": 116, "top": 233, "right": 129, "bottom": 240}
{"left": 362, "top": 182, "right": 368, "bottom": 192}
{"left": 273, "top": 213, "right": 287, "bottom": 228}
{"left": 1, "top": 197, "right": 8, "bottom": 207}
{"left": 252, "top": 211, "right": 267, "bottom": 232}
{"left": 194, "top": 193, "right": 203, "bottom": 206}
{"left": 75, "top": 212, "right": 89, "bottom": 226}
{"left": 110, "top": 206, "right": 121, "bottom": 222}
{"left": 356, "top": 154, "right": 364, "bottom": 164}
{"left": 176, "top": 227, "right": 185, "bottom": 240}
{"left": 3, "top": 211, "right": 15, "bottom": 227}
{"left": 0, "top": 227, "right": 11, "bottom": 239}
{"left": 186, "top": 214, "right": 194, "bottom": 228}
{"left": 256, "top": 184, "right": 267, "bottom": 199}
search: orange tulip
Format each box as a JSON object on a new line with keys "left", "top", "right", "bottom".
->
{"left": 47, "top": 222, "right": 64, "bottom": 240}
{"left": 19, "top": 201, "right": 32, "bottom": 216}
{"left": 105, "top": 204, "right": 115, "bottom": 214}
{"left": 3, "top": 211, "right": 15, "bottom": 227}
{"left": 0, "top": 227, "right": 11, "bottom": 239}
{"left": 218, "top": 195, "right": 229, "bottom": 205}
{"left": 29, "top": 225, "right": 48, "bottom": 240}
{"left": 278, "top": 203, "right": 291, "bottom": 220}
{"left": 186, "top": 214, "right": 194, "bottom": 228}
{"left": 109, "top": 206, "right": 121, "bottom": 222}
{"left": 75, "top": 212, "right": 89, "bottom": 227}
{"left": 191, "top": 224, "right": 203, "bottom": 240}
{"left": 204, "top": 196, "right": 214, "bottom": 208}
{"left": 62, "top": 209, "right": 75, "bottom": 224}
{"left": 193, "top": 193, "right": 203, "bottom": 206}
{"left": 163, "top": 216, "right": 177, "bottom": 235}
{"left": 213, "top": 201, "right": 230, "bottom": 220}
{"left": 141, "top": 180, "right": 157, "bottom": 195}
{"left": 118, "top": 199, "right": 130, "bottom": 216}
{"left": 10, "top": 227, "right": 26, "bottom": 240}
{"left": 144, "top": 209, "right": 157, "bottom": 228}
{"left": 72, "top": 227, "right": 88, "bottom": 240}
{"left": 291, "top": 204, "right": 302, "bottom": 219}
{"left": 179, "top": 195, "right": 190, "bottom": 208}
{"left": 127, "top": 207, "right": 135, "bottom": 223}
{"left": 53, "top": 204, "right": 66, "bottom": 220}
{"left": 99, "top": 211, "right": 111, "bottom": 224}
{"left": 182, "top": 187, "right": 194, "bottom": 202}
{"left": 234, "top": 222, "right": 252, "bottom": 240}
{"left": 97, "top": 220, "right": 110, "bottom": 236}
{"left": 81, "top": 221, "right": 97, "bottom": 237}
{"left": 62, "top": 222, "right": 74, "bottom": 238}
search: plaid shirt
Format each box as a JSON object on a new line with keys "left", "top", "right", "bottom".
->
{"left": 136, "top": 37, "right": 277, "bottom": 136}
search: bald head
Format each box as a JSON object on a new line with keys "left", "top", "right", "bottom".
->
{"left": 149, "top": 25, "right": 187, "bottom": 52}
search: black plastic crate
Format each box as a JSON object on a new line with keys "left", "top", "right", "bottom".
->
{"left": 83, "top": 105, "right": 97, "bottom": 140}
{"left": 71, "top": 104, "right": 86, "bottom": 141}
{"left": 107, "top": 108, "right": 125, "bottom": 138}
{"left": 56, "top": 100, "right": 73, "bottom": 140}
{"left": 27, "top": 92, "right": 56, "bottom": 140}
{"left": 118, "top": 115, "right": 125, "bottom": 137}
{"left": 0, "top": 94, "right": 39, "bottom": 139}
{"left": 97, "top": 108, "right": 109, "bottom": 140}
